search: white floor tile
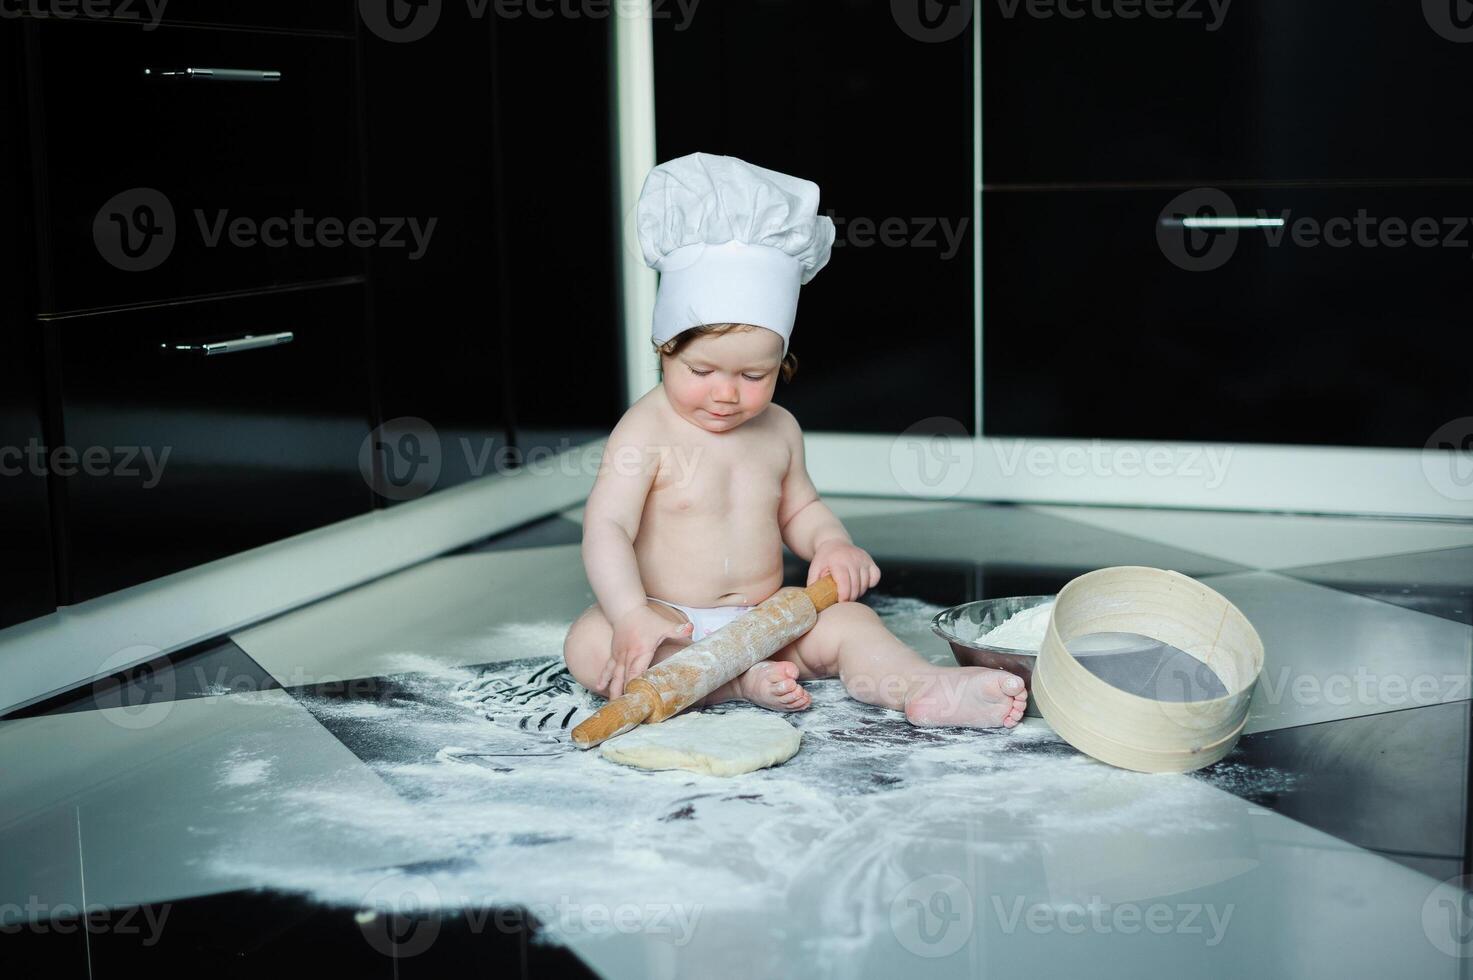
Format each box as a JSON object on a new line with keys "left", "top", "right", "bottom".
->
{"left": 233, "top": 549, "right": 593, "bottom": 686}
{"left": 1031, "top": 505, "right": 1473, "bottom": 569}
{"left": 1199, "top": 572, "right": 1473, "bottom": 734}
{"left": 0, "top": 690, "right": 442, "bottom": 922}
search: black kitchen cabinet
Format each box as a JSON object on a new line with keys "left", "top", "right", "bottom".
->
{"left": 490, "top": 7, "right": 623, "bottom": 456}
{"left": 24, "top": 0, "right": 355, "bottom": 34}
{"left": 30, "top": 18, "right": 360, "bottom": 314}
{"left": 983, "top": 184, "right": 1473, "bottom": 447}
{"left": 982, "top": 3, "right": 1473, "bottom": 450}
{"left": 360, "top": 3, "right": 622, "bottom": 496}
{"left": 2, "top": 3, "right": 622, "bottom": 625}
{"left": 49, "top": 283, "right": 375, "bottom": 603}
{"left": 358, "top": 4, "right": 511, "bottom": 498}
{"left": 982, "top": 2, "right": 1473, "bottom": 184}
{"left": 1, "top": 22, "right": 56, "bottom": 630}
{"left": 653, "top": 0, "right": 975, "bottom": 434}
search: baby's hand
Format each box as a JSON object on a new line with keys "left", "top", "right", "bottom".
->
{"left": 808, "top": 542, "right": 881, "bottom": 603}
{"left": 602, "top": 607, "right": 693, "bottom": 700}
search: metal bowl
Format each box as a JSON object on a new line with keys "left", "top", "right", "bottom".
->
{"left": 930, "top": 595, "right": 1056, "bottom": 717}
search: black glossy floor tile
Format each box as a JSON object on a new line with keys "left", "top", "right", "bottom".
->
{"left": 1, "top": 638, "right": 280, "bottom": 720}
{"left": 1207, "top": 701, "right": 1470, "bottom": 879}
{"left": 1280, "top": 546, "right": 1473, "bottom": 625}
{"left": 1, "top": 890, "right": 595, "bottom": 980}
{"left": 454, "top": 515, "right": 584, "bottom": 554}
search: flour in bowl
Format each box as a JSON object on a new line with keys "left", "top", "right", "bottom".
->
{"left": 976, "top": 601, "right": 1055, "bottom": 650}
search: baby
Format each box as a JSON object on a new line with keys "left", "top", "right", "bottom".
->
{"left": 561, "top": 153, "right": 1026, "bottom": 728}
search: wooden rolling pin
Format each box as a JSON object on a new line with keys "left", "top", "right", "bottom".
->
{"left": 571, "top": 576, "right": 840, "bottom": 748}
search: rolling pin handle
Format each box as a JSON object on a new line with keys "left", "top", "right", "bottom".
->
{"left": 805, "top": 575, "right": 840, "bottom": 613}
{"left": 570, "top": 686, "right": 657, "bottom": 749}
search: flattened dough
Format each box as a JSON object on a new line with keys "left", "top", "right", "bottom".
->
{"left": 599, "top": 710, "right": 801, "bottom": 777}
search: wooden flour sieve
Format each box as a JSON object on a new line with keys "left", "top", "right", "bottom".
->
{"left": 1031, "top": 566, "right": 1265, "bottom": 774}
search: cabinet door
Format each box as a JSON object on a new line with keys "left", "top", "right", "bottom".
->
{"left": 983, "top": 3, "right": 1473, "bottom": 184}
{"left": 32, "top": 19, "right": 360, "bottom": 313}
{"left": 983, "top": 185, "right": 1473, "bottom": 447}
{"left": 360, "top": 4, "right": 518, "bottom": 497}
{"left": 9, "top": 1, "right": 352, "bottom": 34}
{"left": 1, "top": 20, "right": 55, "bottom": 629}
{"left": 1, "top": 315, "right": 55, "bottom": 628}
{"left": 52, "top": 283, "right": 374, "bottom": 602}
{"left": 653, "top": 0, "right": 975, "bottom": 433}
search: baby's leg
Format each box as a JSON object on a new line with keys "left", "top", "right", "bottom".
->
{"left": 793, "top": 603, "right": 1027, "bottom": 729}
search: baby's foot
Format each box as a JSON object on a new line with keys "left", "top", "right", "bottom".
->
{"left": 903, "top": 668, "right": 1028, "bottom": 729}
{"left": 737, "top": 660, "right": 812, "bottom": 712}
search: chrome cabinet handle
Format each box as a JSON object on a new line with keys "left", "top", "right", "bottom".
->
{"left": 162, "top": 332, "right": 294, "bottom": 356}
{"left": 144, "top": 68, "right": 282, "bottom": 83}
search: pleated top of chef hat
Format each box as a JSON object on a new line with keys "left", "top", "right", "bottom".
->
{"left": 637, "top": 152, "right": 836, "bottom": 358}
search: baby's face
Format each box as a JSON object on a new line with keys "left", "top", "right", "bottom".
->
{"left": 662, "top": 327, "right": 783, "bottom": 433}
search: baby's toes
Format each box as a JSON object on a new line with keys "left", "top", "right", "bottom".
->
{"left": 780, "top": 686, "right": 811, "bottom": 710}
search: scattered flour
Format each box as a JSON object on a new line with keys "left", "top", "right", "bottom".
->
{"left": 202, "top": 594, "right": 1294, "bottom": 973}
{"left": 218, "top": 752, "right": 272, "bottom": 787}
{"left": 977, "top": 601, "right": 1056, "bottom": 650}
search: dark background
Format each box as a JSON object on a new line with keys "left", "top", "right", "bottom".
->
{"left": 2, "top": 1, "right": 1466, "bottom": 629}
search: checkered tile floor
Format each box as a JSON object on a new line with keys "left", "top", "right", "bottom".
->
{"left": 2, "top": 499, "right": 1470, "bottom": 977}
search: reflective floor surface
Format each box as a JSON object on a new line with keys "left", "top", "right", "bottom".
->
{"left": 3, "top": 499, "right": 1470, "bottom": 978}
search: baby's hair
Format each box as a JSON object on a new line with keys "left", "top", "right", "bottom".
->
{"left": 653, "top": 323, "right": 799, "bottom": 383}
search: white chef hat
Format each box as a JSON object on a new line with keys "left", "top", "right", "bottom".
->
{"left": 637, "top": 152, "right": 836, "bottom": 359}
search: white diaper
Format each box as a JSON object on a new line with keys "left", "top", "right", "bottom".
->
{"left": 647, "top": 596, "right": 755, "bottom": 640}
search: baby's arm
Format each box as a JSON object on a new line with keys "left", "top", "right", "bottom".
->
{"left": 775, "top": 409, "right": 880, "bottom": 602}
{"left": 581, "top": 411, "right": 693, "bottom": 697}
{"left": 583, "top": 412, "right": 661, "bottom": 624}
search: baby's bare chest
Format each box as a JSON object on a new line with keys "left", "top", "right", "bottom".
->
{"left": 646, "top": 429, "right": 789, "bottom": 517}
